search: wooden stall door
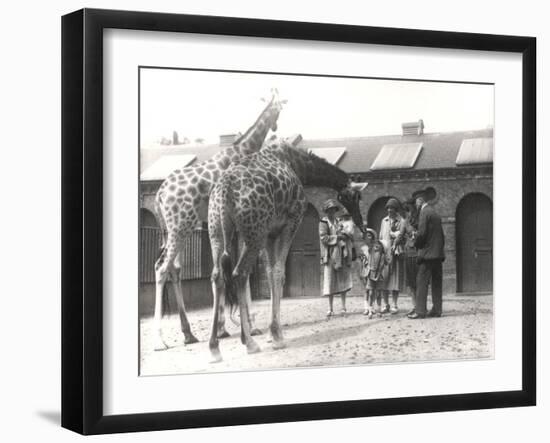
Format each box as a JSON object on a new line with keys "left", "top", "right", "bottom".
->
{"left": 285, "top": 205, "right": 320, "bottom": 297}
{"left": 456, "top": 193, "right": 493, "bottom": 293}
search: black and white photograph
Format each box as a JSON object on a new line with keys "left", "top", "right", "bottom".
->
{"left": 1, "top": 0, "right": 546, "bottom": 439}
{"left": 138, "top": 68, "right": 494, "bottom": 375}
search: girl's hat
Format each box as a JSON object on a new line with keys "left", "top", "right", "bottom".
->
{"left": 363, "top": 227, "right": 377, "bottom": 239}
{"left": 322, "top": 199, "right": 340, "bottom": 212}
{"left": 385, "top": 197, "right": 401, "bottom": 210}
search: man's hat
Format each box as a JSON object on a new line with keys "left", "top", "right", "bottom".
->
{"left": 322, "top": 198, "right": 340, "bottom": 212}
{"left": 412, "top": 186, "right": 437, "bottom": 202}
{"left": 385, "top": 197, "right": 401, "bottom": 210}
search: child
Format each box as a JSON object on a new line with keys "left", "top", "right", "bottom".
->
{"left": 358, "top": 227, "right": 387, "bottom": 319}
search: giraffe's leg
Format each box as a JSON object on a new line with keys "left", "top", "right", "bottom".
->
{"left": 269, "top": 216, "right": 303, "bottom": 350}
{"left": 153, "top": 256, "right": 169, "bottom": 351}
{"left": 154, "top": 273, "right": 168, "bottom": 351}
{"left": 268, "top": 240, "right": 287, "bottom": 350}
{"left": 233, "top": 244, "right": 261, "bottom": 354}
{"left": 209, "top": 248, "right": 224, "bottom": 362}
{"left": 262, "top": 243, "right": 277, "bottom": 340}
{"left": 246, "top": 278, "right": 263, "bottom": 336}
{"left": 216, "top": 290, "right": 230, "bottom": 339}
{"left": 238, "top": 235, "right": 261, "bottom": 336}
{"left": 169, "top": 267, "right": 199, "bottom": 345}
{"left": 162, "top": 232, "right": 198, "bottom": 345}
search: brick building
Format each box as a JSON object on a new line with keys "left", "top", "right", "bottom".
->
{"left": 139, "top": 121, "right": 493, "bottom": 316}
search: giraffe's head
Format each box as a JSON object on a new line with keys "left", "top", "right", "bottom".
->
{"left": 262, "top": 88, "right": 287, "bottom": 132}
{"left": 337, "top": 182, "right": 368, "bottom": 229}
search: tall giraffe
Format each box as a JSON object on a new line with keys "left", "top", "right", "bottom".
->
{"left": 152, "top": 89, "right": 286, "bottom": 351}
{"left": 207, "top": 138, "right": 367, "bottom": 361}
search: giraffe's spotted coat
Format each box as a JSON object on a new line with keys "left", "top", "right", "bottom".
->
{"left": 207, "top": 138, "right": 365, "bottom": 358}
{"left": 151, "top": 90, "right": 286, "bottom": 349}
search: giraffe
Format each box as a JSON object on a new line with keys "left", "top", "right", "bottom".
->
{"left": 207, "top": 138, "right": 367, "bottom": 362}
{"left": 152, "top": 89, "right": 286, "bottom": 351}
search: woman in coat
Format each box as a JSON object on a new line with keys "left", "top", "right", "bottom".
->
{"left": 319, "top": 199, "right": 354, "bottom": 318}
{"left": 379, "top": 198, "right": 404, "bottom": 314}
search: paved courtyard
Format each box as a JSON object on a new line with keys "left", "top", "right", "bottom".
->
{"left": 140, "top": 294, "right": 493, "bottom": 376}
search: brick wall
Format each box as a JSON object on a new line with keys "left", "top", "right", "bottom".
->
{"left": 139, "top": 167, "right": 493, "bottom": 312}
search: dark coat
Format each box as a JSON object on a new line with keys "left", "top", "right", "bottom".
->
{"left": 414, "top": 204, "right": 445, "bottom": 262}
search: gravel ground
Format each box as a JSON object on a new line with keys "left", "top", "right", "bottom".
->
{"left": 140, "top": 294, "right": 493, "bottom": 376}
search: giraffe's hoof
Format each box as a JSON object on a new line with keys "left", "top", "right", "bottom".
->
{"left": 209, "top": 351, "right": 223, "bottom": 364}
{"left": 184, "top": 334, "right": 199, "bottom": 345}
{"left": 154, "top": 339, "right": 169, "bottom": 352}
{"left": 250, "top": 328, "right": 263, "bottom": 336}
{"left": 272, "top": 340, "right": 286, "bottom": 350}
{"left": 246, "top": 342, "right": 261, "bottom": 354}
{"left": 217, "top": 330, "right": 231, "bottom": 339}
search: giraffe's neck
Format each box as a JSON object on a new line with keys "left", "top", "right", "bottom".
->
{"left": 283, "top": 146, "right": 349, "bottom": 191}
{"left": 233, "top": 98, "right": 279, "bottom": 154}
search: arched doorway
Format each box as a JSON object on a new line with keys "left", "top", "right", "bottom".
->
{"left": 456, "top": 193, "right": 493, "bottom": 293}
{"left": 367, "top": 196, "right": 393, "bottom": 235}
{"left": 284, "top": 204, "right": 321, "bottom": 297}
{"left": 140, "top": 208, "right": 158, "bottom": 227}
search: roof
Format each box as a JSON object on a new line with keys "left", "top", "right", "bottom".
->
{"left": 141, "top": 142, "right": 222, "bottom": 179}
{"left": 456, "top": 137, "right": 493, "bottom": 165}
{"left": 140, "top": 128, "right": 494, "bottom": 181}
{"left": 308, "top": 147, "right": 346, "bottom": 165}
{"left": 140, "top": 154, "right": 197, "bottom": 181}
{"left": 370, "top": 142, "right": 423, "bottom": 171}
{"left": 299, "top": 128, "right": 493, "bottom": 173}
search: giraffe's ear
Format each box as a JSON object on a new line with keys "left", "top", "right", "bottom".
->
{"left": 350, "top": 182, "right": 368, "bottom": 192}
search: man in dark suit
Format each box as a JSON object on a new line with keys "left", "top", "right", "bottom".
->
{"left": 408, "top": 187, "right": 445, "bottom": 319}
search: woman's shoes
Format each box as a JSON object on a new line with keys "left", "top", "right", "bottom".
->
{"left": 326, "top": 310, "right": 334, "bottom": 319}
{"left": 390, "top": 306, "right": 399, "bottom": 314}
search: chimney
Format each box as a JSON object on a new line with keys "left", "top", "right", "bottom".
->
{"left": 219, "top": 133, "right": 240, "bottom": 145}
{"left": 287, "top": 133, "right": 303, "bottom": 147}
{"left": 402, "top": 119, "right": 424, "bottom": 136}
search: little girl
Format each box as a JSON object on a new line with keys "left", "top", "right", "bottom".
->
{"left": 358, "top": 227, "right": 387, "bottom": 318}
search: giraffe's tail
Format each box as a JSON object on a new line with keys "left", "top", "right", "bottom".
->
{"left": 153, "top": 191, "right": 168, "bottom": 250}
{"left": 218, "top": 174, "right": 239, "bottom": 322}
{"left": 220, "top": 251, "right": 238, "bottom": 325}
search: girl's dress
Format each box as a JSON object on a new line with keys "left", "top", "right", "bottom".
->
{"left": 358, "top": 240, "right": 386, "bottom": 290}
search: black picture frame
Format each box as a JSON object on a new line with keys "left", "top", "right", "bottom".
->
{"left": 61, "top": 8, "right": 536, "bottom": 435}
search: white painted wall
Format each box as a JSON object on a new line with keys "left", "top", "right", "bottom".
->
{"left": 0, "top": 1, "right": 545, "bottom": 441}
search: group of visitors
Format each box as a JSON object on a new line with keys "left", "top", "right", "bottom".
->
{"left": 319, "top": 187, "right": 445, "bottom": 320}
